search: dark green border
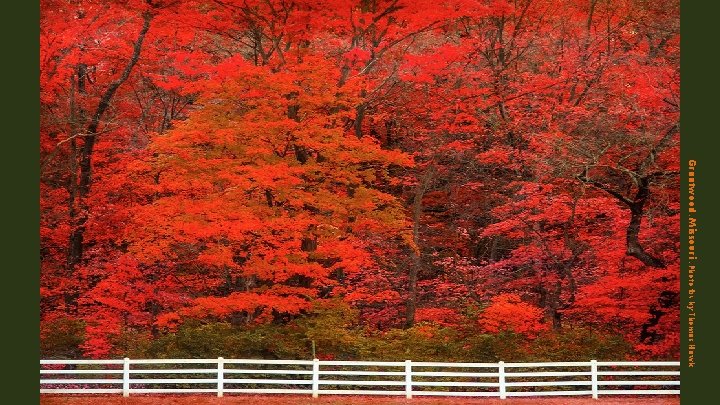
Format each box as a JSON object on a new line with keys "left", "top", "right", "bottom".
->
{"left": 681, "top": 1, "right": 719, "bottom": 404}
{"left": 5, "top": 1, "right": 40, "bottom": 403}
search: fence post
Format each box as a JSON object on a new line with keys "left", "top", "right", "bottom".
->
{"left": 217, "top": 357, "right": 224, "bottom": 397}
{"left": 405, "top": 360, "right": 413, "bottom": 399}
{"left": 498, "top": 361, "right": 506, "bottom": 399}
{"left": 591, "top": 359, "right": 598, "bottom": 399}
{"left": 122, "top": 357, "right": 130, "bottom": 397}
{"left": 312, "top": 358, "right": 320, "bottom": 398}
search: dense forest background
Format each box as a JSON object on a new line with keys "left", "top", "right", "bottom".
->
{"left": 40, "top": 0, "right": 679, "bottom": 361}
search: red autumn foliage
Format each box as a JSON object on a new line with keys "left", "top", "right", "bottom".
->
{"left": 41, "top": 0, "right": 679, "bottom": 359}
{"left": 478, "top": 294, "right": 546, "bottom": 336}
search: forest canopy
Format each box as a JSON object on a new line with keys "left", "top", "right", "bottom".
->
{"left": 40, "top": 0, "right": 679, "bottom": 360}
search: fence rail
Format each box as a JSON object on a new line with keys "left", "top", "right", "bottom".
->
{"left": 40, "top": 358, "right": 680, "bottom": 399}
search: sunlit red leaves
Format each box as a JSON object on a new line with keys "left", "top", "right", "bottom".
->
{"left": 40, "top": 0, "right": 679, "bottom": 358}
{"left": 115, "top": 57, "right": 411, "bottom": 330}
{"left": 478, "top": 294, "right": 547, "bottom": 336}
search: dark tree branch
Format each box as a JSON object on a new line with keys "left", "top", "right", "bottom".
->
{"left": 576, "top": 169, "right": 633, "bottom": 207}
{"left": 67, "top": 11, "right": 153, "bottom": 270}
{"left": 575, "top": 123, "right": 678, "bottom": 270}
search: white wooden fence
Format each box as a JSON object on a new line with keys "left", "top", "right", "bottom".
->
{"left": 40, "top": 358, "right": 679, "bottom": 399}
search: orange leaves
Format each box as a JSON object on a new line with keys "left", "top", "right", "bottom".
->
{"left": 118, "top": 42, "right": 411, "bottom": 330}
{"left": 183, "top": 292, "right": 311, "bottom": 320}
{"left": 40, "top": 0, "right": 679, "bottom": 359}
{"left": 155, "top": 312, "right": 181, "bottom": 332}
{"left": 478, "top": 294, "right": 547, "bottom": 336}
{"left": 244, "top": 164, "right": 306, "bottom": 189}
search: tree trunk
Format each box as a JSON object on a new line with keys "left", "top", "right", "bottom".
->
{"left": 404, "top": 165, "right": 435, "bottom": 329}
{"left": 576, "top": 123, "right": 679, "bottom": 270}
{"left": 626, "top": 177, "right": 665, "bottom": 268}
{"left": 66, "top": 12, "right": 153, "bottom": 270}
